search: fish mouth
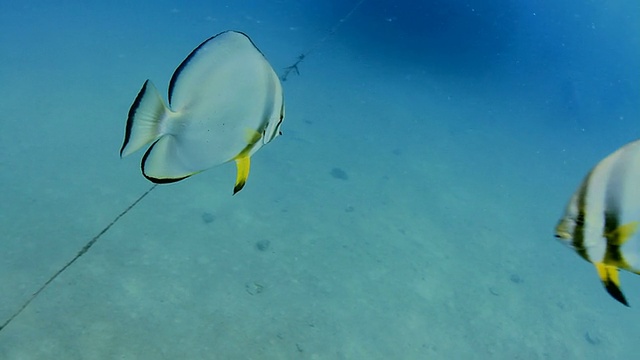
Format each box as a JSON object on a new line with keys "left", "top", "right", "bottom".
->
{"left": 555, "top": 230, "right": 571, "bottom": 240}
{"left": 554, "top": 217, "right": 576, "bottom": 241}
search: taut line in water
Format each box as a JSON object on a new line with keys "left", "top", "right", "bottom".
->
{"left": 280, "top": 0, "right": 367, "bottom": 81}
{"left": 0, "top": 184, "right": 158, "bottom": 332}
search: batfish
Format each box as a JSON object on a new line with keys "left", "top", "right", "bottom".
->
{"left": 120, "top": 30, "right": 285, "bottom": 194}
{"left": 555, "top": 139, "right": 640, "bottom": 306}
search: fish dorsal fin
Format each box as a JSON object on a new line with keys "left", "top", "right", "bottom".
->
{"left": 168, "top": 31, "right": 269, "bottom": 109}
{"left": 594, "top": 262, "right": 629, "bottom": 306}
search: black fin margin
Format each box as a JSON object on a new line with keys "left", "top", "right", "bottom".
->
{"left": 233, "top": 180, "right": 246, "bottom": 195}
{"left": 604, "top": 279, "right": 629, "bottom": 307}
{"left": 120, "top": 80, "right": 150, "bottom": 157}
{"left": 167, "top": 31, "right": 260, "bottom": 105}
{"left": 140, "top": 140, "right": 190, "bottom": 184}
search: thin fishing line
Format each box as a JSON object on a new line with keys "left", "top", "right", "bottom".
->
{"left": 1, "top": 1, "right": 367, "bottom": 333}
{"left": 0, "top": 184, "right": 158, "bottom": 332}
{"left": 281, "top": 0, "right": 367, "bottom": 81}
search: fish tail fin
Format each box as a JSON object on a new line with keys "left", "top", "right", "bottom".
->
{"left": 120, "top": 80, "right": 169, "bottom": 157}
{"left": 233, "top": 156, "right": 251, "bottom": 195}
{"left": 595, "top": 262, "right": 629, "bottom": 306}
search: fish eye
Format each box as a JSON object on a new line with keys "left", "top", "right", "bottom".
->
{"left": 279, "top": 131, "right": 282, "bottom": 135}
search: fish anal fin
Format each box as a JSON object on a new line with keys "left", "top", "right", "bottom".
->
{"left": 595, "top": 262, "right": 629, "bottom": 306}
{"left": 233, "top": 156, "right": 251, "bottom": 195}
{"left": 141, "top": 136, "right": 197, "bottom": 183}
{"left": 608, "top": 221, "right": 640, "bottom": 246}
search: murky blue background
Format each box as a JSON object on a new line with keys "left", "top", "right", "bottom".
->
{"left": 1, "top": 1, "right": 639, "bottom": 358}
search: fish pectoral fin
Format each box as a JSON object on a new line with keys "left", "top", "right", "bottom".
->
{"left": 594, "top": 262, "right": 629, "bottom": 306}
{"left": 608, "top": 221, "right": 640, "bottom": 246}
{"left": 244, "top": 128, "right": 263, "bottom": 145}
{"left": 233, "top": 156, "right": 251, "bottom": 195}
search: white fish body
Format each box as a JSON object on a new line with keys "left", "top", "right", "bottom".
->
{"left": 555, "top": 138, "right": 640, "bottom": 306}
{"left": 120, "top": 30, "right": 285, "bottom": 193}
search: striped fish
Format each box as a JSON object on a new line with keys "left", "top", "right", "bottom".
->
{"left": 555, "top": 139, "right": 640, "bottom": 306}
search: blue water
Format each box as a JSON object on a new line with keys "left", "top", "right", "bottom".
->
{"left": 1, "top": 0, "right": 639, "bottom": 358}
